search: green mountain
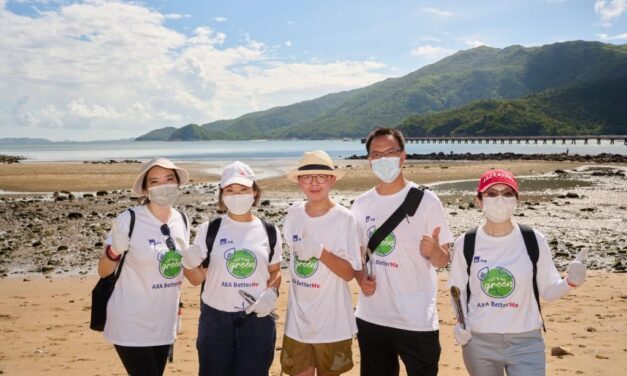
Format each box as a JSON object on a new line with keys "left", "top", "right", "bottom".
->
{"left": 397, "top": 78, "right": 627, "bottom": 136}
{"left": 135, "top": 127, "right": 178, "bottom": 141}
{"left": 136, "top": 41, "right": 627, "bottom": 140}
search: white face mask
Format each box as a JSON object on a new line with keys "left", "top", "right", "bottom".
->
{"left": 223, "top": 193, "right": 255, "bottom": 215}
{"left": 371, "top": 157, "right": 401, "bottom": 183}
{"left": 148, "top": 183, "right": 179, "bottom": 207}
{"left": 482, "top": 196, "right": 518, "bottom": 223}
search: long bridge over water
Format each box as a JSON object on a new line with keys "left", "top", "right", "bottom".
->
{"left": 360, "top": 135, "right": 627, "bottom": 145}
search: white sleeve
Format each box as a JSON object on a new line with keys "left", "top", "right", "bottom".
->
{"left": 448, "top": 235, "right": 470, "bottom": 316}
{"left": 536, "top": 232, "right": 571, "bottom": 301}
{"left": 191, "top": 222, "right": 210, "bottom": 261}
{"left": 104, "top": 210, "right": 132, "bottom": 251}
{"left": 350, "top": 200, "right": 367, "bottom": 249}
{"left": 332, "top": 213, "right": 363, "bottom": 271}
{"left": 269, "top": 225, "right": 283, "bottom": 265}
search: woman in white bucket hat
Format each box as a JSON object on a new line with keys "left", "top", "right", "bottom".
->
{"left": 281, "top": 150, "right": 361, "bottom": 376}
{"left": 181, "top": 161, "right": 283, "bottom": 376}
{"left": 97, "top": 157, "right": 190, "bottom": 376}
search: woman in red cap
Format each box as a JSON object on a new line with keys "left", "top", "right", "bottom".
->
{"left": 448, "top": 169, "right": 588, "bottom": 376}
{"left": 97, "top": 157, "right": 191, "bottom": 376}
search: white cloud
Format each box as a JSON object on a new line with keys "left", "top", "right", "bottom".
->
{"left": 164, "top": 13, "right": 190, "bottom": 20}
{"left": 595, "top": 0, "right": 626, "bottom": 26}
{"left": 410, "top": 45, "right": 454, "bottom": 61}
{"left": 0, "top": 1, "right": 388, "bottom": 140}
{"left": 285, "top": 40, "right": 292, "bottom": 47}
{"left": 421, "top": 36, "right": 441, "bottom": 42}
{"left": 421, "top": 7, "right": 453, "bottom": 18}
{"left": 597, "top": 32, "right": 627, "bottom": 40}
{"left": 464, "top": 39, "right": 486, "bottom": 48}
{"left": 213, "top": 16, "right": 227, "bottom": 22}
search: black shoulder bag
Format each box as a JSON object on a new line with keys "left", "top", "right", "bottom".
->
{"left": 89, "top": 209, "right": 135, "bottom": 331}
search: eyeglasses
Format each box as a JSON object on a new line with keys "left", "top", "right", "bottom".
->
{"left": 483, "top": 189, "right": 517, "bottom": 198}
{"left": 160, "top": 224, "right": 176, "bottom": 251}
{"left": 298, "top": 174, "right": 331, "bottom": 185}
{"left": 368, "top": 148, "right": 402, "bottom": 159}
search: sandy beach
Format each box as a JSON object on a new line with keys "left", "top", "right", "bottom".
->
{"left": 0, "top": 159, "right": 626, "bottom": 375}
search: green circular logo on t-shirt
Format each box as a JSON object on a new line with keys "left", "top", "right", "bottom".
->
{"left": 294, "top": 258, "right": 319, "bottom": 278}
{"left": 227, "top": 249, "right": 257, "bottom": 279}
{"left": 479, "top": 267, "right": 515, "bottom": 298}
{"left": 159, "top": 250, "right": 183, "bottom": 279}
{"left": 367, "top": 226, "right": 396, "bottom": 256}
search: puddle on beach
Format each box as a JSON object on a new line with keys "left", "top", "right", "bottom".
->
{"left": 431, "top": 176, "right": 595, "bottom": 202}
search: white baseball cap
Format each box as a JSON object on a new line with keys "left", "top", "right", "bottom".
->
{"left": 220, "top": 161, "right": 256, "bottom": 188}
{"left": 132, "top": 157, "right": 189, "bottom": 195}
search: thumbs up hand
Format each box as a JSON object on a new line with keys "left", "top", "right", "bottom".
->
{"left": 420, "top": 227, "right": 441, "bottom": 260}
{"left": 566, "top": 249, "right": 587, "bottom": 287}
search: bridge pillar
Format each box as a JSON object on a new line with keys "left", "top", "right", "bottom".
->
{"left": 597, "top": 139, "right": 601, "bottom": 145}
{"left": 610, "top": 139, "right": 614, "bottom": 145}
{"left": 571, "top": 139, "right": 576, "bottom": 144}
{"left": 584, "top": 139, "right": 588, "bottom": 145}
{"left": 562, "top": 139, "right": 566, "bottom": 144}
{"left": 543, "top": 139, "right": 547, "bottom": 144}
{"left": 552, "top": 139, "right": 556, "bottom": 144}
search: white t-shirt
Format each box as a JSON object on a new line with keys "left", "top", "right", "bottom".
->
{"left": 104, "top": 206, "right": 189, "bottom": 346}
{"left": 283, "top": 202, "right": 362, "bottom": 343}
{"left": 448, "top": 224, "right": 571, "bottom": 334}
{"left": 193, "top": 215, "right": 283, "bottom": 312}
{"left": 351, "top": 182, "right": 453, "bottom": 331}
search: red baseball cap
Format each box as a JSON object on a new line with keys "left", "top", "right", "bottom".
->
{"left": 477, "top": 169, "right": 519, "bottom": 194}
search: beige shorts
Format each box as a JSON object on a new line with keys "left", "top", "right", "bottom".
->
{"left": 280, "top": 335, "right": 354, "bottom": 375}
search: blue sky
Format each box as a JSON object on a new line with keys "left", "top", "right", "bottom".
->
{"left": 1, "top": 0, "right": 625, "bottom": 141}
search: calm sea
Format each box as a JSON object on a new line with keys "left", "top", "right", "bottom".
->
{"left": 1, "top": 139, "right": 625, "bottom": 162}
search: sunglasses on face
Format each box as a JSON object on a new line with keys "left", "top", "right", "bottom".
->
{"left": 298, "top": 174, "right": 331, "bottom": 185}
{"left": 160, "top": 224, "right": 176, "bottom": 251}
{"left": 484, "top": 189, "right": 517, "bottom": 198}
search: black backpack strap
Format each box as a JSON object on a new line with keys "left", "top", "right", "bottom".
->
{"left": 180, "top": 211, "right": 188, "bottom": 231}
{"left": 519, "top": 224, "right": 546, "bottom": 332}
{"left": 127, "top": 209, "right": 135, "bottom": 238}
{"left": 202, "top": 217, "right": 222, "bottom": 269}
{"left": 260, "top": 218, "right": 277, "bottom": 263}
{"left": 463, "top": 227, "right": 478, "bottom": 311}
{"left": 366, "top": 187, "right": 425, "bottom": 262}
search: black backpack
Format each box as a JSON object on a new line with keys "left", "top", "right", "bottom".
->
{"left": 200, "top": 217, "right": 278, "bottom": 293}
{"left": 463, "top": 224, "right": 545, "bottom": 332}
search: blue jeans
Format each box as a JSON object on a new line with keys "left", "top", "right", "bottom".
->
{"left": 197, "top": 302, "right": 276, "bottom": 376}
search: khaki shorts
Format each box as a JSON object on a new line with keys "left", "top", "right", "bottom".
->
{"left": 280, "top": 335, "right": 354, "bottom": 375}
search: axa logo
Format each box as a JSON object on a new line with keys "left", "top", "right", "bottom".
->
{"left": 365, "top": 215, "right": 376, "bottom": 223}
{"left": 292, "top": 234, "right": 299, "bottom": 242}
{"left": 220, "top": 238, "right": 233, "bottom": 246}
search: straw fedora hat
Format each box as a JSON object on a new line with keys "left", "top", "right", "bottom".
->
{"left": 132, "top": 157, "right": 190, "bottom": 195}
{"left": 287, "top": 150, "right": 345, "bottom": 183}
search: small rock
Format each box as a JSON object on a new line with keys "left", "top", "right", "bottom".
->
{"left": 595, "top": 354, "right": 609, "bottom": 359}
{"left": 551, "top": 346, "right": 572, "bottom": 356}
{"left": 565, "top": 192, "right": 579, "bottom": 199}
{"left": 57, "top": 245, "right": 68, "bottom": 251}
{"left": 96, "top": 190, "right": 108, "bottom": 196}
{"left": 32, "top": 240, "right": 42, "bottom": 247}
{"left": 260, "top": 200, "right": 271, "bottom": 206}
{"left": 586, "top": 327, "right": 596, "bottom": 332}
{"left": 67, "top": 212, "right": 83, "bottom": 219}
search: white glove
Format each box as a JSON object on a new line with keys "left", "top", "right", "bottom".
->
{"left": 182, "top": 244, "right": 205, "bottom": 269}
{"left": 110, "top": 220, "right": 130, "bottom": 254}
{"left": 294, "top": 234, "right": 323, "bottom": 261}
{"left": 454, "top": 323, "right": 472, "bottom": 346}
{"left": 245, "top": 288, "right": 278, "bottom": 317}
{"left": 567, "top": 249, "right": 587, "bottom": 287}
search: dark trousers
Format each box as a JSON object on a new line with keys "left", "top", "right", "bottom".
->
{"left": 356, "top": 318, "right": 440, "bottom": 376}
{"left": 197, "top": 302, "right": 276, "bottom": 376}
{"left": 114, "top": 344, "right": 171, "bottom": 376}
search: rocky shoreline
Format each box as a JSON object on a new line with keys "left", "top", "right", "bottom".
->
{"left": 347, "top": 152, "right": 627, "bottom": 163}
{"left": 1, "top": 163, "right": 625, "bottom": 278}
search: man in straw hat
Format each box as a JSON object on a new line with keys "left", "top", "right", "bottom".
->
{"left": 281, "top": 150, "right": 362, "bottom": 376}
{"left": 351, "top": 128, "right": 453, "bottom": 376}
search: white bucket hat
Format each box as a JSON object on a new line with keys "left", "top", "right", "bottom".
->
{"left": 287, "top": 150, "right": 345, "bottom": 183}
{"left": 132, "top": 157, "right": 190, "bottom": 195}
{"left": 220, "top": 161, "right": 256, "bottom": 188}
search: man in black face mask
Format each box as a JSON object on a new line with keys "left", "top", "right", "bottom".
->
{"left": 351, "top": 127, "right": 453, "bottom": 376}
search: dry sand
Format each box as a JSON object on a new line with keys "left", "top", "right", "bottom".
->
{"left": 1, "top": 159, "right": 626, "bottom": 375}
{"left": 0, "top": 272, "right": 625, "bottom": 375}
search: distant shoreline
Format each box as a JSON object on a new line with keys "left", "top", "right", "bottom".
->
{"left": 346, "top": 152, "right": 627, "bottom": 163}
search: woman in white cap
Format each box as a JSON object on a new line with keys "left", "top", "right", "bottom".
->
{"left": 182, "top": 161, "right": 282, "bottom": 376}
{"left": 448, "top": 169, "right": 588, "bottom": 376}
{"left": 280, "top": 150, "right": 361, "bottom": 376}
{"left": 97, "top": 157, "right": 191, "bottom": 376}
